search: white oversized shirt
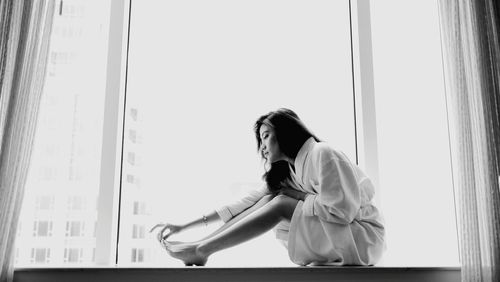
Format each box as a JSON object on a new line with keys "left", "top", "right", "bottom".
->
{"left": 295, "top": 138, "right": 383, "bottom": 227}
{"left": 216, "top": 137, "right": 385, "bottom": 265}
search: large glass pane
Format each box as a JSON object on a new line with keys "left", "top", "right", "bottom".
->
{"left": 370, "top": 0, "right": 459, "bottom": 266}
{"left": 120, "top": 0, "right": 356, "bottom": 266}
{"left": 16, "top": 0, "right": 112, "bottom": 267}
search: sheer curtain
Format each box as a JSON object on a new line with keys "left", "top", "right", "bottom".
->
{"left": 0, "top": 0, "right": 54, "bottom": 281}
{"left": 438, "top": 0, "right": 500, "bottom": 281}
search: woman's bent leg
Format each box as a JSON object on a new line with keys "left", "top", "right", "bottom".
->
{"left": 164, "top": 195, "right": 299, "bottom": 265}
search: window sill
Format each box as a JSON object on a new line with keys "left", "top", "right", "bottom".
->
{"left": 14, "top": 267, "right": 460, "bottom": 282}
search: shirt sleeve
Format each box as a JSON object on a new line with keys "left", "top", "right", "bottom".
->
{"left": 302, "top": 147, "right": 361, "bottom": 224}
{"left": 216, "top": 185, "right": 270, "bottom": 223}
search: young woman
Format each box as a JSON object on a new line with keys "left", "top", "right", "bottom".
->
{"left": 150, "top": 108, "right": 385, "bottom": 266}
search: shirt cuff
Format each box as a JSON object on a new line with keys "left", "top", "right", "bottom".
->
{"left": 215, "top": 207, "right": 233, "bottom": 223}
{"left": 302, "top": 194, "right": 316, "bottom": 217}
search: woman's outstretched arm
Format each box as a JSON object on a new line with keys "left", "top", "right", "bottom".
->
{"left": 150, "top": 211, "right": 221, "bottom": 242}
{"left": 197, "top": 193, "right": 276, "bottom": 242}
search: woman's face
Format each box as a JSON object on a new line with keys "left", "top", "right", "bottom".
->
{"left": 259, "top": 124, "right": 285, "bottom": 163}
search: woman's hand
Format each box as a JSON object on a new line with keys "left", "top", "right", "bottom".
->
{"left": 279, "top": 187, "right": 307, "bottom": 201}
{"left": 149, "top": 223, "right": 185, "bottom": 242}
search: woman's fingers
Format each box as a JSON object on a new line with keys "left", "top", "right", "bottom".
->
{"left": 150, "top": 223, "right": 183, "bottom": 243}
{"left": 149, "top": 223, "right": 164, "bottom": 233}
{"left": 149, "top": 223, "right": 174, "bottom": 242}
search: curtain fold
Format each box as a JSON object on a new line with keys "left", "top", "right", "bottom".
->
{"left": 438, "top": 0, "right": 500, "bottom": 281}
{"left": 0, "top": 0, "right": 55, "bottom": 281}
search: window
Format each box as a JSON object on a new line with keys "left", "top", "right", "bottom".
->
{"left": 35, "top": 196, "right": 55, "bottom": 211}
{"left": 132, "top": 202, "right": 147, "bottom": 216}
{"left": 67, "top": 196, "right": 86, "bottom": 211}
{"left": 30, "top": 248, "right": 51, "bottom": 264}
{"left": 119, "top": 0, "right": 356, "bottom": 267}
{"left": 131, "top": 248, "right": 146, "bottom": 263}
{"left": 64, "top": 248, "right": 84, "bottom": 263}
{"left": 33, "top": 221, "right": 53, "bottom": 237}
{"left": 128, "top": 129, "right": 142, "bottom": 144}
{"left": 132, "top": 224, "right": 146, "bottom": 239}
{"left": 66, "top": 221, "right": 85, "bottom": 237}
{"left": 15, "top": 0, "right": 459, "bottom": 269}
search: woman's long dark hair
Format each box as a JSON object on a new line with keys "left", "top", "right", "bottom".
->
{"left": 254, "top": 108, "right": 320, "bottom": 192}
{"left": 263, "top": 160, "right": 290, "bottom": 194}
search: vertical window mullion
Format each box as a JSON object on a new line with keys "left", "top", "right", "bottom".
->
{"left": 94, "top": 0, "right": 130, "bottom": 266}
{"left": 349, "top": 0, "right": 381, "bottom": 206}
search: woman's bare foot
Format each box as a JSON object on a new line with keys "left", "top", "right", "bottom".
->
{"left": 163, "top": 241, "right": 208, "bottom": 266}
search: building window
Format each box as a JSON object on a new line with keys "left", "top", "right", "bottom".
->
{"left": 127, "top": 152, "right": 136, "bottom": 166}
{"left": 64, "top": 248, "right": 83, "bottom": 263}
{"left": 66, "top": 221, "right": 85, "bottom": 237}
{"left": 129, "top": 108, "right": 138, "bottom": 122}
{"left": 33, "top": 221, "right": 53, "bottom": 237}
{"left": 30, "top": 248, "right": 51, "bottom": 264}
{"left": 35, "top": 196, "right": 55, "bottom": 211}
{"left": 67, "top": 196, "right": 86, "bottom": 211}
{"left": 126, "top": 174, "right": 135, "bottom": 184}
{"left": 131, "top": 248, "right": 145, "bottom": 263}
{"left": 128, "top": 130, "right": 137, "bottom": 143}
{"left": 132, "top": 224, "right": 145, "bottom": 239}
{"left": 50, "top": 51, "right": 77, "bottom": 65}
{"left": 132, "top": 201, "right": 146, "bottom": 215}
